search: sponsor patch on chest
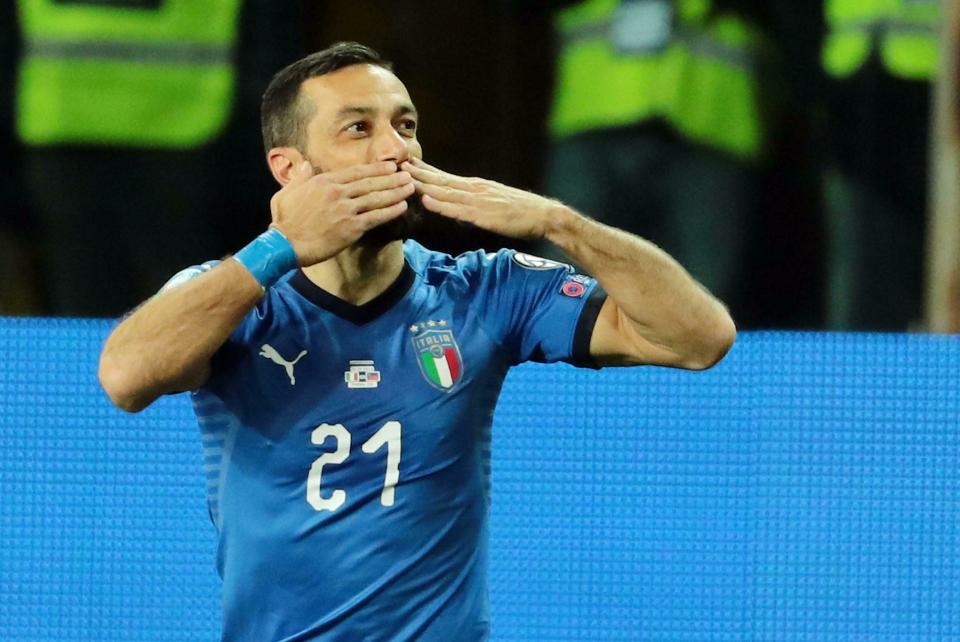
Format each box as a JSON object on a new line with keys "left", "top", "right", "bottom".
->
{"left": 344, "top": 360, "right": 381, "bottom": 389}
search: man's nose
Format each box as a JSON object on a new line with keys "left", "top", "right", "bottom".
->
{"left": 373, "top": 127, "right": 410, "bottom": 164}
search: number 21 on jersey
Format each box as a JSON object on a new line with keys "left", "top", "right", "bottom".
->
{"left": 306, "top": 421, "right": 402, "bottom": 512}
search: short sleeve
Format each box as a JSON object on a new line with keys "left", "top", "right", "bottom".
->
{"left": 473, "top": 250, "right": 606, "bottom": 367}
{"left": 158, "top": 260, "right": 221, "bottom": 293}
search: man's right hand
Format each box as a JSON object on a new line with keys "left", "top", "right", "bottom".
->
{"left": 269, "top": 161, "right": 414, "bottom": 266}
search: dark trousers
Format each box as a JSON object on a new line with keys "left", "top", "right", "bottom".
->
{"left": 823, "top": 168, "right": 926, "bottom": 330}
{"left": 823, "top": 63, "right": 930, "bottom": 331}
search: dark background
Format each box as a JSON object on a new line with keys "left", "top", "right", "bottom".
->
{"left": 0, "top": 1, "right": 852, "bottom": 327}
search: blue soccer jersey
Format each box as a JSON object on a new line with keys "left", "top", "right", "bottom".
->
{"left": 191, "top": 240, "right": 605, "bottom": 641}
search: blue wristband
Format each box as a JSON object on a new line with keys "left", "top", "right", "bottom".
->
{"left": 233, "top": 228, "right": 298, "bottom": 289}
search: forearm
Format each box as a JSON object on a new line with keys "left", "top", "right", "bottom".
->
{"left": 404, "top": 159, "right": 734, "bottom": 365}
{"left": 545, "top": 205, "right": 736, "bottom": 365}
{"left": 99, "top": 259, "right": 263, "bottom": 412}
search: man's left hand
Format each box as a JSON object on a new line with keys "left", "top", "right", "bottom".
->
{"left": 401, "top": 158, "right": 563, "bottom": 240}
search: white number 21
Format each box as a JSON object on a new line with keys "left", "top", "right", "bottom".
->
{"left": 306, "top": 421, "right": 402, "bottom": 512}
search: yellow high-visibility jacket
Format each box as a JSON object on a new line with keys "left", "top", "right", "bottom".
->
{"left": 17, "top": 0, "right": 242, "bottom": 147}
{"left": 550, "top": 0, "right": 766, "bottom": 160}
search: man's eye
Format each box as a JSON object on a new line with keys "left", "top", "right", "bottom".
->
{"left": 397, "top": 120, "right": 418, "bottom": 136}
{"left": 346, "top": 122, "right": 367, "bottom": 134}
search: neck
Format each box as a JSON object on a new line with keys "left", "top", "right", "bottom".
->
{"left": 301, "top": 240, "right": 405, "bottom": 305}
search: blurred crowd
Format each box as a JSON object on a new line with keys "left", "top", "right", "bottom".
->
{"left": 0, "top": 1, "right": 947, "bottom": 331}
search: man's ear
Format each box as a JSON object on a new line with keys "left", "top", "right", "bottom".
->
{"left": 267, "top": 147, "right": 306, "bottom": 186}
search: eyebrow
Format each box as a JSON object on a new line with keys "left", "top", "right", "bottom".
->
{"left": 334, "top": 104, "right": 418, "bottom": 121}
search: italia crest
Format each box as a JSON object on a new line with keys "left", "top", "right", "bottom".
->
{"left": 410, "top": 320, "right": 463, "bottom": 391}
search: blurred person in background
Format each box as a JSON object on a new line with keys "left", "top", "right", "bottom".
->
{"left": 820, "top": 0, "right": 941, "bottom": 331}
{"left": 14, "top": 0, "right": 297, "bottom": 317}
{"left": 1, "top": 0, "right": 42, "bottom": 314}
{"left": 541, "top": 0, "right": 774, "bottom": 318}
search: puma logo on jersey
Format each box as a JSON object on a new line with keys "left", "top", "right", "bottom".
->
{"left": 259, "top": 344, "right": 308, "bottom": 385}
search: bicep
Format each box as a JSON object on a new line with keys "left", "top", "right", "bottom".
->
{"left": 588, "top": 298, "right": 689, "bottom": 368}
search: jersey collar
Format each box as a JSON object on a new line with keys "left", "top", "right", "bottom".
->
{"left": 289, "top": 260, "right": 416, "bottom": 325}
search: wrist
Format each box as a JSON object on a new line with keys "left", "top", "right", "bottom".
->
{"left": 542, "top": 203, "right": 587, "bottom": 251}
{"left": 232, "top": 228, "right": 298, "bottom": 290}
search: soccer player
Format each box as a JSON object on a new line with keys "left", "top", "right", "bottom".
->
{"left": 99, "top": 42, "right": 735, "bottom": 641}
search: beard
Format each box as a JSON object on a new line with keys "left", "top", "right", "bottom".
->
{"left": 357, "top": 193, "right": 429, "bottom": 247}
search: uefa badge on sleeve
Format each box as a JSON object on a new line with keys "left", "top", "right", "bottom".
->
{"left": 560, "top": 280, "right": 586, "bottom": 297}
{"left": 410, "top": 320, "right": 463, "bottom": 391}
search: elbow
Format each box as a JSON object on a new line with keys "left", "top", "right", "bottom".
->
{"left": 683, "top": 311, "right": 737, "bottom": 371}
{"left": 98, "top": 353, "right": 152, "bottom": 413}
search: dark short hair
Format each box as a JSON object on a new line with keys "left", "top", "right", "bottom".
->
{"left": 260, "top": 42, "right": 393, "bottom": 153}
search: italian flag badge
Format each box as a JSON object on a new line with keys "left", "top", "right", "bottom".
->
{"left": 411, "top": 325, "right": 463, "bottom": 391}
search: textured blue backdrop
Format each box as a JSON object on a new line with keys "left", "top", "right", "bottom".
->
{"left": 0, "top": 318, "right": 957, "bottom": 640}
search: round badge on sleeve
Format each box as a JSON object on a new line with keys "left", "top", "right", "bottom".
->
{"left": 561, "top": 281, "right": 586, "bottom": 298}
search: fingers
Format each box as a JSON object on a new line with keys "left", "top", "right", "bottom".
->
{"left": 414, "top": 179, "right": 472, "bottom": 204}
{"left": 421, "top": 194, "right": 477, "bottom": 223}
{"left": 272, "top": 163, "right": 311, "bottom": 221}
{"left": 356, "top": 199, "right": 409, "bottom": 230}
{"left": 352, "top": 182, "right": 416, "bottom": 213}
{"left": 400, "top": 158, "right": 478, "bottom": 192}
{"left": 288, "top": 161, "right": 313, "bottom": 186}
{"left": 406, "top": 157, "right": 440, "bottom": 172}
{"left": 343, "top": 171, "right": 412, "bottom": 198}
{"left": 325, "top": 161, "right": 399, "bottom": 185}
